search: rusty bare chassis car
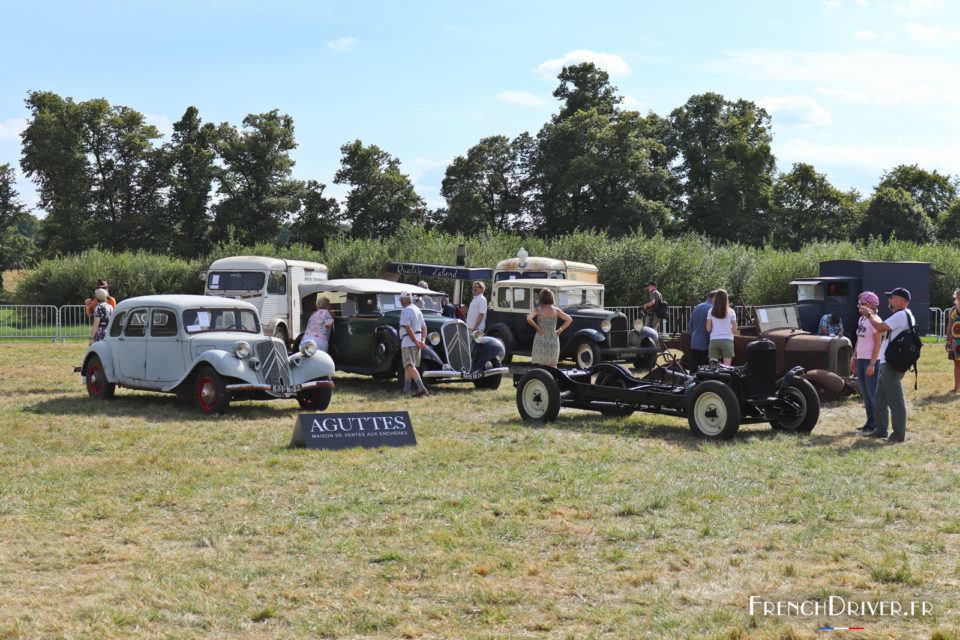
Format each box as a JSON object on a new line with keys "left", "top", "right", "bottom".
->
{"left": 513, "top": 339, "right": 821, "bottom": 439}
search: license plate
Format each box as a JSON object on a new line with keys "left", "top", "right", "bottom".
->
{"left": 462, "top": 372, "right": 484, "bottom": 381}
{"left": 271, "top": 383, "right": 301, "bottom": 394}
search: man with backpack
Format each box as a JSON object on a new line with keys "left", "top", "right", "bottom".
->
{"left": 643, "top": 281, "right": 668, "bottom": 332}
{"left": 858, "top": 287, "right": 918, "bottom": 443}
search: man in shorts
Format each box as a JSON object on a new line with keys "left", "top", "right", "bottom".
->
{"left": 399, "top": 291, "right": 428, "bottom": 397}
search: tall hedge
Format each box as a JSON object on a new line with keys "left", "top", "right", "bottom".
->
{"left": 17, "top": 227, "right": 960, "bottom": 309}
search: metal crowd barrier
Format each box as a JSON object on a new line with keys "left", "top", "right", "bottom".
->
{"left": 608, "top": 305, "right": 747, "bottom": 336}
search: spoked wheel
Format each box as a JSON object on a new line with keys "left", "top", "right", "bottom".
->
{"left": 473, "top": 357, "right": 502, "bottom": 390}
{"left": 516, "top": 368, "right": 560, "bottom": 422}
{"left": 297, "top": 378, "right": 332, "bottom": 411}
{"left": 194, "top": 365, "right": 230, "bottom": 415}
{"left": 86, "top": 355, "right": 115, "bottom": 399}
{"left": 595, "top": 371, "right": 634, "bottom": 418}
{"left": 687, "top": 380, "right": 740, "bottom": 439}
{"left": 770, "top": 377, "right": 820, "bottom": 433}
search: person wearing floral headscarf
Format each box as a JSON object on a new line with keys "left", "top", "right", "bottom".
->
{"left": 852, "top": 291, "right": 882, "bottom": 432}
{"left": 946, "top": 287, "right": 960, "bottom": 393}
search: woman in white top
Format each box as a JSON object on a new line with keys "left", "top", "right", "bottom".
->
{"left": 705, "top": 288, "right": 737, "bottom": 365}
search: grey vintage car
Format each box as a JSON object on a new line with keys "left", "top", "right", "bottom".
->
{"left": 79, "top": 295, "right": 336, "bottom": 414}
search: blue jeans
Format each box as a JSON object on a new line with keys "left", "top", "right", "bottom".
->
{"left": 873, "top": 362, "right": 907, "bottom": 438}
{"left": 855, "top": 359, "right": 879, "bottom": 429}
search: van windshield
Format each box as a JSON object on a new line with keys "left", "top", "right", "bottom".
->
{"left": 207, "top": 271, "right": 265, "bottom": 292}
{"left": 557, "top": 288, "right": 603, "bottom": 307}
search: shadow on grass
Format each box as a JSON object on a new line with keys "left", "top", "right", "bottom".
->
{"left": 24, "top": 393, "right": 303, "bottom": 422}
{"left": 914, "top": 392, "right": 960, "bottom": 407}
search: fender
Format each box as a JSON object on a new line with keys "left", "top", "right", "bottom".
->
{"left": 82, "top": 342, "right": 117, "bottom": 380}
{"left": 569, "top": 327, "right": 605, "bottom": 344}
{"left": 288, "top": 350, "right": 336, "bottom": 382}
{"left": 421, "top": 345, "right": 444, "bottom": 367}
{"left": 165, "top": 349, "right": 248, "bottom": 392}
{"left": 485, "top": 323, "right": 515, "bottom": 352}
{"left": 470, "top": 336, "right": 506, "bottom": 373}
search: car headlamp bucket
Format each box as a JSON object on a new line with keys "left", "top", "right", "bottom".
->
{"left": 633, "top": 318, "right": 644, "bottom": 331}
{"left": 600, "top": 319, "right": 612, "bottom": 333}
{"left": 300, "top": 339, "right": 318, "bottom": 357}
{"left": 234, "top": 341, "right": 252, "bottom": 359}
{"left": 428, "top": 331, "right": 441, "bottom": 346}
{"left": 472, "top": 330, "right": 485, "bottom": 341}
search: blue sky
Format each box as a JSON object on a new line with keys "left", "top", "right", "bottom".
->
{"left": 2, "top": 0, "right": 960, "bottom": 214}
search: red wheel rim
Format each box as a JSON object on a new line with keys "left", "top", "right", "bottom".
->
{"left": 88, "top": 363, "right": 104, "bottom": 396}
{"left": 197, "top": 376, "right": 217, "bottom": 412}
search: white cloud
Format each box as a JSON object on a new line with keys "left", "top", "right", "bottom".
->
{"left": 536, "top": 49, "right": 631, "bottom": 78}
{"left": 760, "top": 96, "right": 832, "bottom": 127}
{"left": 497, "top": 91, "right": 546, "bottom": 106}
{"left": 856, "top": 0, "right": 869, "bottom": 5}
{"left": 622, "top": 95, "right": 646, "bottom": 110}
{"left": 823, "top": 0, "right": 841, "bottom": 9}
{"left": 906, "top": 22, "right": 940, "bottom": 41}
{"left": 706, "top": 48, "right": 960, "bottom": 107}
{"left": 892, "top": 0, "right": 936, "bottom": 14}
{"left": 145, "top": 114, "right": 172, "bottom": 137}
{"left": 326, "top": 37, "right": 357, "bottom": 51}
{"left": 853, "top": 29, "right": 877, "bottom": 40}
{"left": 0, "top": 118, "right": 27, "bottom": 141}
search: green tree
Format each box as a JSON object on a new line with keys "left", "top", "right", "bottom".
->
{"left": 857, "top": 187, "right": 934, "bottom": 243}
{"left": 669, "top": 93, "right": 776, "bottom": 245}
{"left": 439, "top": 135, "right": 524, "bottom": 234}
{"left": 769, "top": 163, "right": 859, "bottom": 249}
{"left": 0, "top": 163, "right": 29, "bottom": 274}
{"left": 334, "top": 140, "right": 426, "bottom": 238}
{"left": 552, "top": 62, "right": 622, "bottom": 122}
{"left": 937, "top": 200, "right": 960, "bottom": 241}
{"left": 287, "top": 180, "right": 342, "bottom": 249}
{"left": 525, "top": 109, "right": 673, "bottom": 236}
{"left": 877, "top": 164, "right": 956, "bottom": 225}
{"left": 165, "top": 106, "right": 218, "bottom": 257}
{"left": 212, "top": 110, "right": 303, "bottom": 245}
{"left": 20, "top": 91, "right": 94, "bottom": 253}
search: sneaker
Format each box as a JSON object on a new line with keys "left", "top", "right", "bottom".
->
{"left": 863, "top": 430, "right": 888, "bottom": 439}
{"left": 886, "top": 434, "right": 905, "bottom": 443}
{"left": 414, "top": 388, "right": 429, "bottom": 398}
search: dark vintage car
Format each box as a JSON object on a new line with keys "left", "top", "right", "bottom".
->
{"left": 485, "top": 279, "right": 659, "bottom": 370}
{"left": 297, "top": 279, "right": 508, "bottom": 390}
{"left": 667, "top": 303, "right": 854, "bottom": 399}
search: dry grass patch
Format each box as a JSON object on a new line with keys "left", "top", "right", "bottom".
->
{"left": 0, "top": 343, "right": 958, "bottom": 638}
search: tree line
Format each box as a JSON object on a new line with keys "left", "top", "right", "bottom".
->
{"left": 3, "top": 63, "right": 960, "bottom": 275}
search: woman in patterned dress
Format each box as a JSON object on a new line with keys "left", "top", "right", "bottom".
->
{"left": 946, "top": 287, "right": 960, "bottom": 393}
{"left": 303, "top": 296, "right": 335, "bottom": 353}
{"left": 526, "top": 288, "right": 572, "bottom": 367}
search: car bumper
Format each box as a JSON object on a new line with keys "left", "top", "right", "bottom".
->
{"left": 226, "top": 378, "right": 335, "bottom": 397}
{"left": 422, "top": 366, "right": 509, "bottom": 382}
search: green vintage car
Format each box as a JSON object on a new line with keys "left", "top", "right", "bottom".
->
{"left": 296, "top": 279, "right": 508, "bottom": 390}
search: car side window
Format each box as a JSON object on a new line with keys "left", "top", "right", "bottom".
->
{"left": 340, "top": 298, "right": 358, "bottom": 317}
{"left": 496, "top": 287, "right": 511, "bottom": 309}
{"left": 109, "top": 311, "right": 126, "bottom": 337}
{"left": 124, "top": 309, "right": 148, "bottom": 337}
{"left": 151, "top": 309, "right": 178, "bottom": 337}
{"left": 512, "top": 287, "right": 531, "bottom": 310}
{"left": 267, "top": 272, "right": 286, "bottom": 295}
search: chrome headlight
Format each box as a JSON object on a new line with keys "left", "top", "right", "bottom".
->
{"left": 234, "top": 341, "right": 252, "bottom": 359}
{"left": 633, "top": 318, "right": 644, "bottom": 331}
{"left": 600, "top": 319, "right": 612, "bottom": 333}
{"left": 300, "top": 339, "right": 318, "bottom": 357}
{"left": 428, "top": 331, "right": 441, "bottom": 346}
{"left": 472, "top": 330, "right": 485, "bottom": 341}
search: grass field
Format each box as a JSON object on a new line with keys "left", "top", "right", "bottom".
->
{"left": 0, "top": 343, "right": 958, "bottom": 639}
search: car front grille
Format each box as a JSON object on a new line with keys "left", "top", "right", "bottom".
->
{"left": 256, "top": 340, "right": 292, "bottom": 386}
{"left": 442, "top": 322, "right": 471, "bottom": 372}
{"left": 608, "top": 314, "right": 628, "bottom": 348}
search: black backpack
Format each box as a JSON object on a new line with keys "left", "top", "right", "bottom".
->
{"left": 654, "top": 293, "right": 668, "bottom": 319}
{"left": 884, "top": 310, "right": 921, "bottom": 386}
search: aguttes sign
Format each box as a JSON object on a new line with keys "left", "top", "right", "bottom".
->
{"left": 290, "top": 411, "right": 417, "bottom": 450}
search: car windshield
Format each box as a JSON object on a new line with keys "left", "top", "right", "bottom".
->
{"left": 557, "top": 288, "right": 603, "bottom": 307}
{"left": 207, "top": 271, "right": 265, "bottom": 292}
{"left": 377, "top": 293, "right": 442, "bottom": 313}
{"left": 182, "top": 308, "right": 261, "bottom": 334}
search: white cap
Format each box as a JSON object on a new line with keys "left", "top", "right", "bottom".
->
{"left": 399, "top": 291, "right": 412, "bottom": 301}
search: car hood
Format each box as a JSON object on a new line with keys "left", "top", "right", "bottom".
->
{"left": 188, "top": 332, "right": 278, "bottom": 352}
{"left": 562, "top": 306, "right": 619, "bottom": 319}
